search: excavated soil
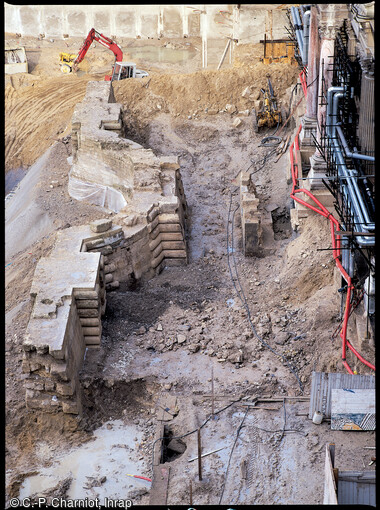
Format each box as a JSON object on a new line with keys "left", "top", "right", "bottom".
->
{"left": 5, "top": 34, "right": 375, "bottom": 506}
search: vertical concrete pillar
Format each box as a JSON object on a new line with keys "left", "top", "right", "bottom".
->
{"left": 308, "top": 21, "right": 336, "bottom": 189}
{"left": 158, "top": 6, "right": 164, "bottom": 38}
{"left": 201, "top": 5, "right": 207, "bottom": 68}
{"left": 308, "top": 4, "right": 349, "bottom": 188}
{"left": 300, "top": 5, "right": 320, "bottom": 153}
{"left": 135, "top": 11, "right": 142, "bottom": 38}
{"left": 182, "top": 5, "right": 188, "bottom": 37}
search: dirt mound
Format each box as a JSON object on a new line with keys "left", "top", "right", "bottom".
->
{"left": 5, "top": 74, "right": 97, "bottom": 172}
{"left": 114, "top": 61, "right": 299, "bottom": 120}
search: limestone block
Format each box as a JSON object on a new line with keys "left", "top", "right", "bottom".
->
{"left": 44, "top": 380, "right": 56, "bottom": 391}
{"left": 106, "top": 280, "right": 119, "bottom": 290}
{"left": 159, "top": 196, "right": 179, "bottom": 214}
{"left": 26, "top": 394, "right": 62, "bottom": 412}
{"left": 74, "top": 286, "right": 99, "bottom": 300}
{"left": 162, "top": 249, "right": 187, "bottom": 259}
{"left": 105, "top": 273, "right": 113, "bottom": 283}
{"left": 159, "top": 156, "right": 180, "bottom": 170}
{"left": 56, "top": 381, "right": 75, "bottom": 396}
{"left": 25, "top": 380, "right": 44, "bottom": 391}
{"left": 50, "top": 361, "right": 70, "bottom": 381}
{"left": 150, "top": 223, "right": 182, "bottom": 240}
{"left": 147, "top": 215, "right": 160, "bottom": 234}
{"left": 80, "top": 318, "right": 101, "bottom": 327}
{"left": 90, "top": 219, "right": 113, "bottom": 233}
{"left": 104, "top": 263, "right": 116, "bottom": 274}
{"left": 158, "top": 213, "right": 181, "bottom": 224}
{"left": 84, "top": 336, "right": 101, "bottom": 345}
{"left": 62, "top": 400, "right": 81, "bottom": 415}
{"left": 232, "top": 118, "right": 243, "bottom": 128}
{"left": 149, "top": 232, "right": 184, "bottom": 251}
{"left": 76, "top": 299, "right": 99, "bottom": 309}
{"left": 243, "top": 216, "right": 262, "bottom": 256}
{"left": 161, "top": 241, "right": 186, "bottom": 252}
{"left": 151, "top": 251, "right": 165, "bottom": 269}
{"left": 242, "top": 194, "right": 260, "bottom": 209}
{"left": 147, "top": 206, "right": 160, "bottom": 223}
{"left": 240, "top": 171, "right": 251, "bottom": 186}
{"left": 82, "top": 327, "right": 101, "bottom": 336}
{"left": 77, "top": 308, "right": 100, "bottom": 318}
{"left": 152, "top": 243, "right": 163, "bottom": 259}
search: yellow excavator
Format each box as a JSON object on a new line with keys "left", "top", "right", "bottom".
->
{"left": 252, "top": 75, "right": 287, "bottom": 132}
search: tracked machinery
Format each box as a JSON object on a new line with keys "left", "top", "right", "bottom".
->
{"left": 59, "top": 28, "right": 148, "bottom": 81}
{"left": 252, "top": 74, "right": 287, "bottom": 132}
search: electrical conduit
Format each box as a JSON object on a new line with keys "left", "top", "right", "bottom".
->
{"left": 288, "top": 82, "right": 375, "bottom": 374}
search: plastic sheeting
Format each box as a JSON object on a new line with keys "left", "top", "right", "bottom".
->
{"left": 68, "top": 172, "right": 127, "bottom": 213}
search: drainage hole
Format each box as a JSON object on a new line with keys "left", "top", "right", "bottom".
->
{"left": 160, "top": 425, "right": 187, "bottom": 463}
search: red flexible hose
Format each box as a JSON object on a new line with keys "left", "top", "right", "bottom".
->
{"left": 289, "top": 109, "right": 375, "bottom": 373}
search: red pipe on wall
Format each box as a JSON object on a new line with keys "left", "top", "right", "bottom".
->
{"left": 288, "top": 103, "right": 375, "bottom": 374}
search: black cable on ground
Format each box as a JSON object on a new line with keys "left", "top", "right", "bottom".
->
{"left": 260, "top": 135, "right": 283, "bottom": 147}
{"left": 226, "top": 191, "right": 304, "bottom": 394}
{"left": 218, "top": 407, "right": 249, "bottom": 504}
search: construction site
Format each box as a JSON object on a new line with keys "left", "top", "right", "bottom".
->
{"left": 5, "top": 3, "right": 375, "bottom": 507}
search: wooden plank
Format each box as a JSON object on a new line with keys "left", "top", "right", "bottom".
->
{"left": 149, "top": 465, "right": 170, "bottom": 505}
{"left": 153, "top": 422, "right": 165, "bottom": 466}
{"left": 331, "top": 389, "right": 375, "bottom": 430}
{"left": 323, "top": 443, "right": 338, "bottom": 505}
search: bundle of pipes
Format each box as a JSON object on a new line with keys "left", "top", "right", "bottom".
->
{"left": 290, "top": 5, "right": 311, "bottom": 66}
{"left": 325, "top": 86, "right": 375, "bottom": 250}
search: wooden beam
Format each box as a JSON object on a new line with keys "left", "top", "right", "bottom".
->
{"left": 149, "top": 465, "right": 170, "bottom": 505}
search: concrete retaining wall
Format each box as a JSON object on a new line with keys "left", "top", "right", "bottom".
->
{"left": 5, "top": 3, "right": 289, "bottom": 43}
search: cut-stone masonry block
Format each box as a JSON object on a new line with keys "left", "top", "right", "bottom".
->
{"left": 147, "top": 205, "right": 160, "bottom": 223}
{"left": 84, "top": 335, "right": 101, "bottom": 345}
{"left": 240, "top": 171, "right": 251, "bottom": 186}
{"left": 243, "top": 216, "right": 262, "bottom": 256}
{"left": 62, "top": 401, "right": 82, "bottom": 415}
{"left": 159, "top": 156, "right": 180, "bottom": 170}
{"left": 149, "top": 232, "right": 184, "bottom": 251}
{"left": 90, "top": 219, "right": 113, "bottom": 233}
{"left": 82, "top": 327, "right": 101, "bottom": 336}
{"left": 157, "top": 213, "right": 182, "bottom": 224}
{"left": 77, "top": 308, "right": 100, "bottom": 318}
{"left": 106, "top": 281, "right": 120, "bottom": 291}
{"left": 104, "top": 263, "right": 117, "bottom": 274}
{"left": 105, "top": 273, "right": 114, "bottom": 283}
{"left": 159, "top": 196, "right": 180, "bottom": 214}
{"left": 79, "top": 318, "right": 100, "bottom": 327}
{"left": 76, "top": 299, "right": 99, "bottom": 309}
{"left": 149, "top": 222, "right": 182, "bottom": 239}
{"left": 73, "top": 285, "right": 100, "bottom": 300}
{"left": 56, "top": 381, "right": 75, "bottom": 396}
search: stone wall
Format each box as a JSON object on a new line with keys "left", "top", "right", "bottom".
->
{"left": 240, "top": 170, "right": 262, "bottom": 257}
{"left": 5, "top": 3, "right": 289, "bottom": 43}
{"left": 22, "top": 78, "right": 188, "bottom": 415}
{"left": 22, "top": 194, "right": 187, "bottom": 415}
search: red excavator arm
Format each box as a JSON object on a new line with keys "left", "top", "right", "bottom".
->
{"left": 73, "top": 28, "right": 123, "bottom": 69}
